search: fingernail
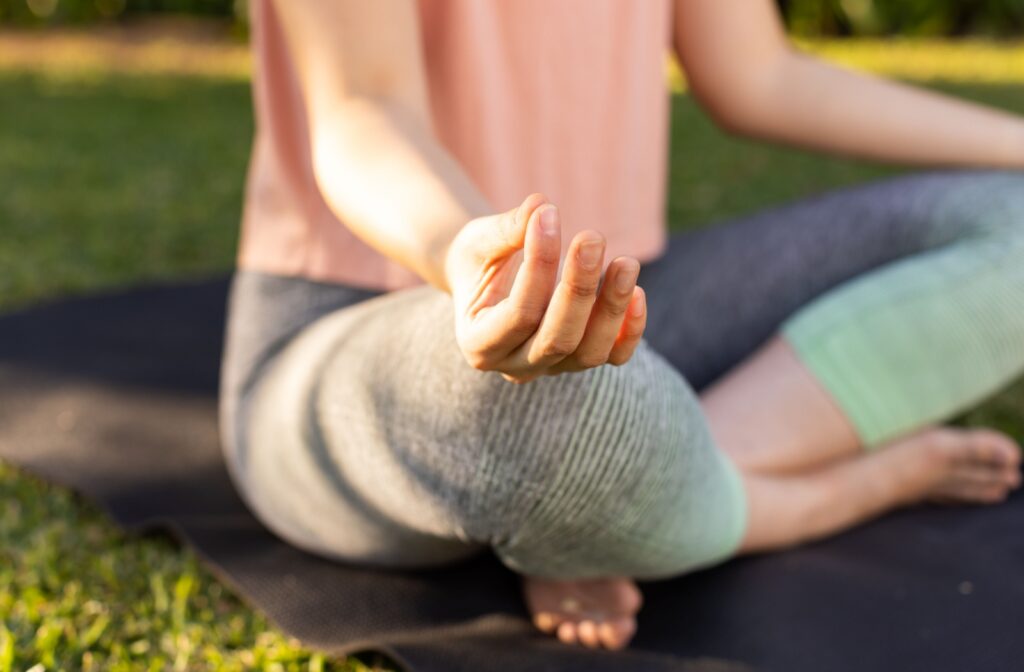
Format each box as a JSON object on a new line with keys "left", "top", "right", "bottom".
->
{"left": 578, "top": 240, "right": 602, "bottom": 270}
{"left": 616, "top": 261, "right": 639, "bottom": 292}
{"left": 540, "top": 206, "right": 558, "bottom": 236}
{"left": 629, "top": 288, "right": 645, "bottom": 317}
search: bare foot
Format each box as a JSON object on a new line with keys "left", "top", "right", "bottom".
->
{"left": 522, "top": 576, "right": 642, "bottom": 650}
{"left": 887, "top": 427, "right": 1022, "bottom": 504}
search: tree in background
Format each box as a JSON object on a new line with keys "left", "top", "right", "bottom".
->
{"left": 780, "top": 0, "right": 1024, "bottom": 37}
{"left": 0, "top": 0, "right": 243, "bottom": 26}
{"left": 1, "top": 0, "right": 1022, "bottom": 36}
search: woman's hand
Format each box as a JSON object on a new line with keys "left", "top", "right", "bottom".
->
{"left": 443, "top": 194, "right": 647, "bottom": 383}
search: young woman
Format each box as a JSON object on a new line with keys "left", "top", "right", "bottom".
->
{"left": 220, "top": 0, "right": 1024, "bottom": 651}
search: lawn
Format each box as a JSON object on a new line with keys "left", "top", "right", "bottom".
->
{"left": 2, "top": 28, "right": 1024, "bottom": 671}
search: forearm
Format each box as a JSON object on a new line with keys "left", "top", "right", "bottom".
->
{"left": 311, "top": 98, "right": 492, "bottom": 291}
{"left": 267, "top": 0, "right": 492, "bottom": 291}
{"left": 735, "top": 51, "right": 1024, "bottom": 168}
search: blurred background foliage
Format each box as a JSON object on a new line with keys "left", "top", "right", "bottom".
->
{"left": 0, "top": 0, "right": 1023, "bottom": 36}
{"left": 781, "top": 0, "right": 1024, "bottom": 37}
{"left": 0, "top": 0, "right": 246, "bottom": 27}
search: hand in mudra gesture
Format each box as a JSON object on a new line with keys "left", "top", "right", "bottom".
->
{"left": 444, "top": 194, "right": 647, "bottom": 383}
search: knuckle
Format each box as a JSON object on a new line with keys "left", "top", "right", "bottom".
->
{"left": 465, "top": 351, "right": 494, "bottom": 371}
{"left": 562, "top": 278, "right": 599, "bottom": 300}
{"left": 574, "top": 351, "right": 609, "bottom": 369}
{"left": 508, "top": 305, "right": 543, "bottom": 334}
{"left": 533, "top": 247, "right": 561, "bottom": 266}
{"left": 540, "top": 339, "right": 576, "bottom": 359}
{"left": 607, "top": 350, "right": 633, "bottom": 366}
{"left": 621, "top": 314, "right": 647, "bottom": 337}
{"left": 600, "top": 295, "right": 630, "bottom": 318}
{"left": 624, "top": 322, "right": 646, "bottom": 339}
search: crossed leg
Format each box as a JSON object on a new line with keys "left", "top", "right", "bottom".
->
{"left": 526, "top": 171, "right": 1024, "bottom": 649}
{"left": 708, "top": 336, "right": 1021, "bottom": 554}
{"left": 526, "top": 336, "right": 1022, "bottom": 649}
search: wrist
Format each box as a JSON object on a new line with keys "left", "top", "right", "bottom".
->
{"left": 424, "top": 227, "right": 461, "bottom": 295}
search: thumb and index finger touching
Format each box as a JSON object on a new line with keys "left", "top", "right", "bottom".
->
{"left": 454, "top": 194, "right": 563, "bottom": 362}
{"left": 453, "top": 192, "right": 648, "bottom": 371}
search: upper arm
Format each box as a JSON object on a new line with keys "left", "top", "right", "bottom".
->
{"left": 672, "top": 0, "right": 791, "bottom": 130}
{"left": 270, "top": 0, "right": 431, "bottom": 129}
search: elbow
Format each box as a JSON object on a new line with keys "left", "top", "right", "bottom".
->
{"left": 694, "top": 89, "right": 772, "bottom": 140}
{"left": 684, "top": 59, "right": 773, "bottom": 137}
{"left": 688, "top": 50, "right": 793, "bottom": 140}
{"left": 705, "top": 101, "right": 764, "bottom": 138}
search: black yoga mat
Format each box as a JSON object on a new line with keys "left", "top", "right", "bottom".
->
{"left": 2, "top": 278, "right": 1024, "bottom": 672}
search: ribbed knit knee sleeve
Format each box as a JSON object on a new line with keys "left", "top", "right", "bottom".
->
{"left": 307, "top": 287, "right": 747, "bottom": 579}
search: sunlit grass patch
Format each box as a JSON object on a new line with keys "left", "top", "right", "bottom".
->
{"left": 800, "top": 38, "right": 1024, "bottom": 83}
{"left": 0, "top": 461, "right": 384, "bottom": 672}
{"left": 0, "top": 19, "right": 250, "bottom": 80}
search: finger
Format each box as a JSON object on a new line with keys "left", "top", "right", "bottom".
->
{"left": 477, "top": 204, "right": 561, "bottom": 353}
{"left": 607, "top": 286, "right": 646, "bottom": 366}
{"left": 553, "top": 257, "right": 639, "bottom": 373}
{"left": 468, "top": 193, "right": 548, "bottom": 262}
{"left": 512, "top": 230, "right": 605, "bottom": 371}
{"left": 505, "top": 202, "right": 562, "bottom": 316}
{"left": 465, "top": 198, "right": 556, "bottom": 363}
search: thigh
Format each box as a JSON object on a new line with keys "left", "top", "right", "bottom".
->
{"left": 639, "top": 170, "right": 1012, "bottom": 390}
{"left": 220, "top": 270, "right": 383, "bottom": 467}
{"left": 243, "top": 285, "right": 747, "bottom": 578}
{"left": 236, "top": 287, "right": 488, "bottom": 568}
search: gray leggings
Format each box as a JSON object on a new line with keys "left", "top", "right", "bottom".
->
{"left": 220, "top": 171, "right": 1024, "bottom": 580}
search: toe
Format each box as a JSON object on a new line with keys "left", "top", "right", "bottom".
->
{"left": 598, "top": 617, "right": 637, "bottom": 650}
{"left": 957, "top": 481, "right": 1011, "bottom": 505}
{"left": 533, "top": 611, "right": 560, "bottom": 634}
{"left": 974, "top": 483, "right": 1011, "bottom": 504}
{"left": 1007, "top": 470, "right": 1022, "bottom": 490}
{"left": 577, "top": 620, "right": 601, "bottom": 649}
{"left": 522, "top": 576, "right": 642, "bottom": 647}
{"left": 557, "top": 621, "right": 578, "bottom": 645}
{"left": 597, "top": 622, "right": 620, "bottom": 650}
{"left": 968, "top": 429, "right": 1019, "bottom": 467}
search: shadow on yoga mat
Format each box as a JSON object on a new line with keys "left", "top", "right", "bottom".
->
{"left": 2, "top": 277, "right": 1024, "bottom": 671}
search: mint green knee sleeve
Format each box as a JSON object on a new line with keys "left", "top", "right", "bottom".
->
{"left": 783, "top": 175, "right": 1024, "bottom": 447}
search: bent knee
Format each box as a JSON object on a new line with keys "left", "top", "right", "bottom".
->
{"left": 457, "top": 344, "right": 746, "bottom": 579}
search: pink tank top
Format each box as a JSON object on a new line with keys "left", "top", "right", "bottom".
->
{"left": 239, "top": 0, "right": 672, "bottom": 290}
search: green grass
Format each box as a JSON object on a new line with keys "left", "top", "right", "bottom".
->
{"left": 0, "top": 72, "right": 248, "bottom": 310}
{"left": 2, "top": 62, "right": 1024, "bottom": 669}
